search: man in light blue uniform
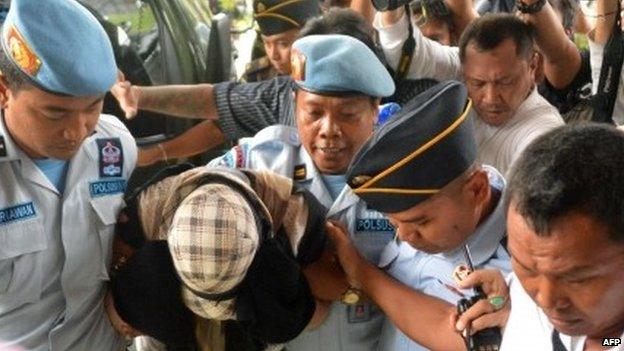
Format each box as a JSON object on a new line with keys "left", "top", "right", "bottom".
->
{"left": 0, "top": 0, "right": 137, "bottom": 350}
{"left": 209, "top": 34, "right": 395, "bottom": 350}
{"left": 328, "top": 81, "right": 512, "bottom": 350}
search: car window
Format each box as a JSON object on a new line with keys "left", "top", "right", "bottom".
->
{"left": 177, "top": 0, "right": 213, "bottom": 56}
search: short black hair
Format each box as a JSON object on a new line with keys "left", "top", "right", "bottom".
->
{"left": 507, "top": 123, "right": 624, "bottom": 243}
{"left": 298, "top": 8, "right": 385, "bottom": 63}
{"left": 0, "top": 45, "right": 31, "bottom": 92}
{"left": 458, "top": 13, "right": 535, "bottom": 63}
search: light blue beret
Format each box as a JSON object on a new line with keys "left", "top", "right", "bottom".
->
{"left": 1, "top": 0, "right": 117, "bottom": 96}
{"left": 290, "top": 34, "right": 395, "bottom": 97}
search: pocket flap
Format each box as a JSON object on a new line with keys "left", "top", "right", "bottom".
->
{"left": 0, "top": 221, "right": 46, "bottom": 260}
{"left": 377, "top": 240, "right": 401, "bottom": 269}
{"left": 90, "top": 195, "right": 125, "bottom": 226}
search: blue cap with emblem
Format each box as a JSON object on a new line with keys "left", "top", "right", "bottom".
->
{"left": 347, "top": 81, "right": 477, "bottom": 213}
{"left": 1, "top": 0, "right": 117, "bottom": 96}
{"left": 290, "top": 34, "right": 395, "bottom": 98}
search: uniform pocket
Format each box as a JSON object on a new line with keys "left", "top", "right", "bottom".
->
{"left": 90, "top": 195, "right": 125, "bottom": 281}
{"left": 0, "top": 220, "right": 46, "bottom": 306}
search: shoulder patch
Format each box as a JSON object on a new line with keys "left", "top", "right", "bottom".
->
{"left": 97, "top": 138, "right": 124, "bottom": 178}
{"left": 0, "top": 202, "right": 37, "bottom": 226}
{"left": 234, "top": 144, "right": 247, "bottom": 168}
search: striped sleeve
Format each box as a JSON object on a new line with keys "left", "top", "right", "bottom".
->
{"left": 213, "top": 76, "right": 296, "bottom": 139}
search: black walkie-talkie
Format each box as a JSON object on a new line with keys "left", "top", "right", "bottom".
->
{"left": 456, "top": 245, "right": 502, "bottom": 351}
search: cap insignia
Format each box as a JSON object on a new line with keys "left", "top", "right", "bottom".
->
{"left": 6, "top": 25, "right": 41, "bottom": 76}
{"left": 290, "top": 48, "right": 306, "bottom": 81}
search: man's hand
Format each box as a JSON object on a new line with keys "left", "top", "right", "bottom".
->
{"left": 450, "top": 269, "right": 510, "bottom": 335}
{"left": 302, "top": 248, "right": 349, "bottom": 301}
{"left": 110, "top": 73, "right": 140, "bottom": 120}
{"left": 325, "top": 221, "right": 368, "bottom": 287}
{"left": 104, "top": 291, "right": 142, "bottom": 339}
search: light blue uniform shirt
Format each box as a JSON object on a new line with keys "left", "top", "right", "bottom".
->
{"left": 33, "top": 158, "right": 69, "bottom": 194}
{"left": 209, "top": 125, "right": 395, "bottom": 351}
{"left": 0, "top": 114, "right": 137, "bottom": 351}
{"left": 376, "top": 166, "right": 512, "bottom": 351}
{"left": 322, "top": 174, "right": 347, "bottom": 201}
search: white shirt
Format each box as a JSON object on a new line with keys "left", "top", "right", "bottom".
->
{"left": 474, "top": 88, "right": 563, "bottom": 176}
{"left": 501, "top": 273, "right": 624, "bottom": 351}
{"left": 374, "top": 12, "right": 563, "bottom": 176}
{"left": 588, "top": 39, "right": 624, "bottom": 126}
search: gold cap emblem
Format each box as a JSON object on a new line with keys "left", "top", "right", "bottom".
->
{"left": 290, "top": 48, "right": 306, "bottom": 81}
{"left": 351, "top": 175, "right": 372, "bottom": 187}
{"left": 6, "top": 25, "right": 41, "bottom": 76}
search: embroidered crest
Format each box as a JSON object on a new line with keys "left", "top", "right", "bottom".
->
{"left": 290, "top": 48, "right": 306, "bottom": 81}
{"left": 6, "top": 25, "right": 41, "bottom": 76}
{"left": 97, "top": 138, "right": 124, "bottom": 178}
{"left": 293, "top": 164, "right": 307, "bottom": 181}
{"left": 0, "top": 135, "right": 6, "bottom": 157}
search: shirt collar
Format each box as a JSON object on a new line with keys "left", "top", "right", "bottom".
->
{"left": 0, "top": 112, "right": 22, "bottom": 162}
{"left": 438, "top": 165, "right": 507, "bottom": 266}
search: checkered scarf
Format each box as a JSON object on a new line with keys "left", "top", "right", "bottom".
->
{"left": 137, "top": 167, "right": 308, "bottom": 320}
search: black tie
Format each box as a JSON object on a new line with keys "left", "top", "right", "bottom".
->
{"left": 552, "top": 330, "right": 567, "bottom": 351}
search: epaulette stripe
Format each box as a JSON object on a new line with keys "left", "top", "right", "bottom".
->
{"left": 355, "top": 99, "right": 473, "bottom": 193}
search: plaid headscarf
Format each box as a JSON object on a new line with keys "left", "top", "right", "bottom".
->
{"left": 137, "top": 167, "right": 310, "bottom": 320}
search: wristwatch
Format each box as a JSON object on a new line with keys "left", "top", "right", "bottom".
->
{"left": 516, "top": 0, "right": 546, "bottom": 14}
{"left": 340, "top": 286, "right": 362, "bottom": 305}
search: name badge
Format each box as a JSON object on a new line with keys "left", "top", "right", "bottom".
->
{"left": 348, "top": 303, "right": 371, "bottom": 323}
{"left": 0, "top": 202, "right": 37, "bottom": 226}
{"left": 356, "top": 218, "right": 394, "bottom": 232}
{"left": 97, "top": 138, "right": 124, "bottom": 178}
{"left": 90, "top": 179, "right": 126, "bottom": 197}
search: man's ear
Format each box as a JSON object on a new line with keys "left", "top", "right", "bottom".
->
{"left": 462, "top": 169, "right": 489, "bottom": 204}
{"left": 371, "top": 98, "right": 381, "bottom": 125}
{"left": 0, "top": 74, "right": 11, "bottom": 108}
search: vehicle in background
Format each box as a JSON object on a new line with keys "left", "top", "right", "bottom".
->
{"left": 81, "top": 0, "right": 235, "bottom": 186}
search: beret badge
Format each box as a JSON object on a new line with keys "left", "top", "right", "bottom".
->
{"left": 6, "top": 25, "right": 41, "bottom": 76}
{"left": 290, "top": 48, "right": 306, "bottom": 81}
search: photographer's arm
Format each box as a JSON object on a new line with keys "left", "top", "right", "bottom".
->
{"left": 518, "top": 2, "right": 582, "bottom": 89}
